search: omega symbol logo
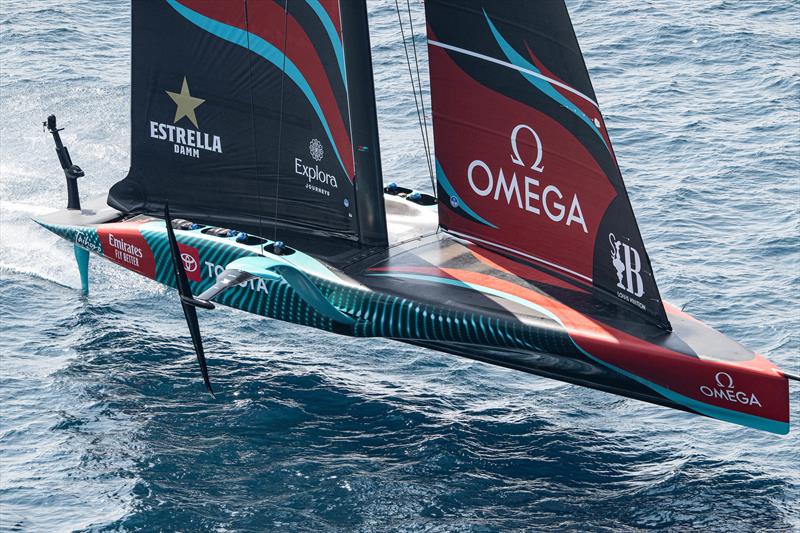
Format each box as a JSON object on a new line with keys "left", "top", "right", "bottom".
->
{"left": 509, "top": 123, "right": 544, "bottom": 172}
{"left": 309, "top": 138, "right": 324, "bottom": 162}
{"left": 464, "top": 123, "right": 588, "bottom": 233}
{"left": 181, "top": 252, "right": 198, "bottom": 273}
{"left": 715, "top": 372, "right": 734, "bottom": 389}
{"left": 609, "top": 233, "right": 644, "bottom": 297}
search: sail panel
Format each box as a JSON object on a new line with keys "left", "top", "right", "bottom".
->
{"left": 109, "top": 0, "right": 365, "bottom": 241}
{"left": 425, "top": 0, "right": 670, "bottom": 328}
{"left": 247, "top": 0, "right": 357, "bottom": 236}
{"left": 107, "top": 0, "right": 258, "bottom": 221}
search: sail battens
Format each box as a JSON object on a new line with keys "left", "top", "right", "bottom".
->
{"left": 427, "top": 39, "right": 600, "bottom": 109}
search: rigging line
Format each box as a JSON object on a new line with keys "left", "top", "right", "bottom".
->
{"left": 394, "top": 0, "right": 434, "bottom": 194}
{"left": 244, "top": 0, "right": 266, "bottom": 251}
{"left": 397, "top": 0, "right": 434, "bottom": 193}
{"left": 404, "top": 0, "right": 435, "bottom": 197}
{"left": 272, "top": 0, "right": 291, "bottom": 241}
{"left": 338, "top": 1, "right": 360, "bottom": 239}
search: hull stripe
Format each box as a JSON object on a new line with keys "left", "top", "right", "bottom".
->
{"left": 368, "top": 271, "right": 788, "bottom": 434}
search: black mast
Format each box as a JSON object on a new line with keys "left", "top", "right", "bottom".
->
{"left": 341, "top": 0, "right": 388, "bottom": 247}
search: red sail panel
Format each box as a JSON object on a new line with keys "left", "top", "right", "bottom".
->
{"left": 425, "top": 0, "right": 670, "bottom": 329}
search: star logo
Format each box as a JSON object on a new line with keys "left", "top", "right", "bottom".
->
{"left": 166, "top": 77, "right": 205, "bottom": 128}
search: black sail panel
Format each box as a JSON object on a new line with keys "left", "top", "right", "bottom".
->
{"left": 108, "top": 1, "right": 259, "bottom": 224}
{"left": 424, "top": 0, "right": 670, "bottom": 329}
{"left": 109, "top": 0, "right": 381, "bottom": 243}
{"left": 247, "top": 0, "right": 357, "bottom": 238}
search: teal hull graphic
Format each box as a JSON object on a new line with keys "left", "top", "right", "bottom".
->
{"left": 34, "top": 202, "right": 791, "bottom": 435}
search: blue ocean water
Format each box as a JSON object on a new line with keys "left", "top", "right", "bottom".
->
{"left": 1, "top": 0, "right": 798, "bottom": 530}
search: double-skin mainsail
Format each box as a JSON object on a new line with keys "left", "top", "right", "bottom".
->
{"left": 108, "top": 0, "right": 387, "bottom": 246}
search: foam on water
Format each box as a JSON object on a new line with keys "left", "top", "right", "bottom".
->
{"left": 1, "top": 1, "right": 798, "bottom": 531}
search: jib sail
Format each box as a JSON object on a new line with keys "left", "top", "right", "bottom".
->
{"left": 108, "top": 0, "right": 386, "bottom": 245}
{"left": 425, "top": 0, "right": 670, "bottom": 329}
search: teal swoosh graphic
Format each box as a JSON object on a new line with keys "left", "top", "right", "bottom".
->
{"left": 305, "top": 0, "right": 347, "bottom": 87}
{"left": 483, "top": 11, "right": 609, "bottom": 151}
{"left": 437, "top": 159, "right": 497, "bottom": 228}
{"left": 368, "top": 271, "right": 788, "bottom": 434}
{"left": 167, "top": 0, "right": 349, "bottom": 177}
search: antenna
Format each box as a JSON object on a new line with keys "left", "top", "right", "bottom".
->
{"left": 44, "top": 115, "right": 85, "bottom": 211}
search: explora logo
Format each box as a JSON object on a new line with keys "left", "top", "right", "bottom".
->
{"left": 610, "top": 233, "right": 644, "bottom": 298}
{"left": 699, "top": 372, "right": 762, "bottom": 408}
{"left": 295, "top": 138, "right": 338, "bottom": 198}
{"left": 309, "top": 138, "right": 324, "bottom": 162}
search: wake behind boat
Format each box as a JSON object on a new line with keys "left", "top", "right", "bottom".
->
{"left": 35, "top": 0, "right": 794, "bottom": 433}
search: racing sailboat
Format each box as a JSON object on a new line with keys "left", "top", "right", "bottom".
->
{"left": 36, "top": 0, "right": 795, "bottom": 433}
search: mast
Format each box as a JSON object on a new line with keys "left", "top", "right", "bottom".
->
{"left": 341, "top": 0, "right": 388, "bottom": 247}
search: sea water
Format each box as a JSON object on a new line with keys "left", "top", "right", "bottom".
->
{"left": 1, "top": 1, "right": 798, "bottom": 531}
